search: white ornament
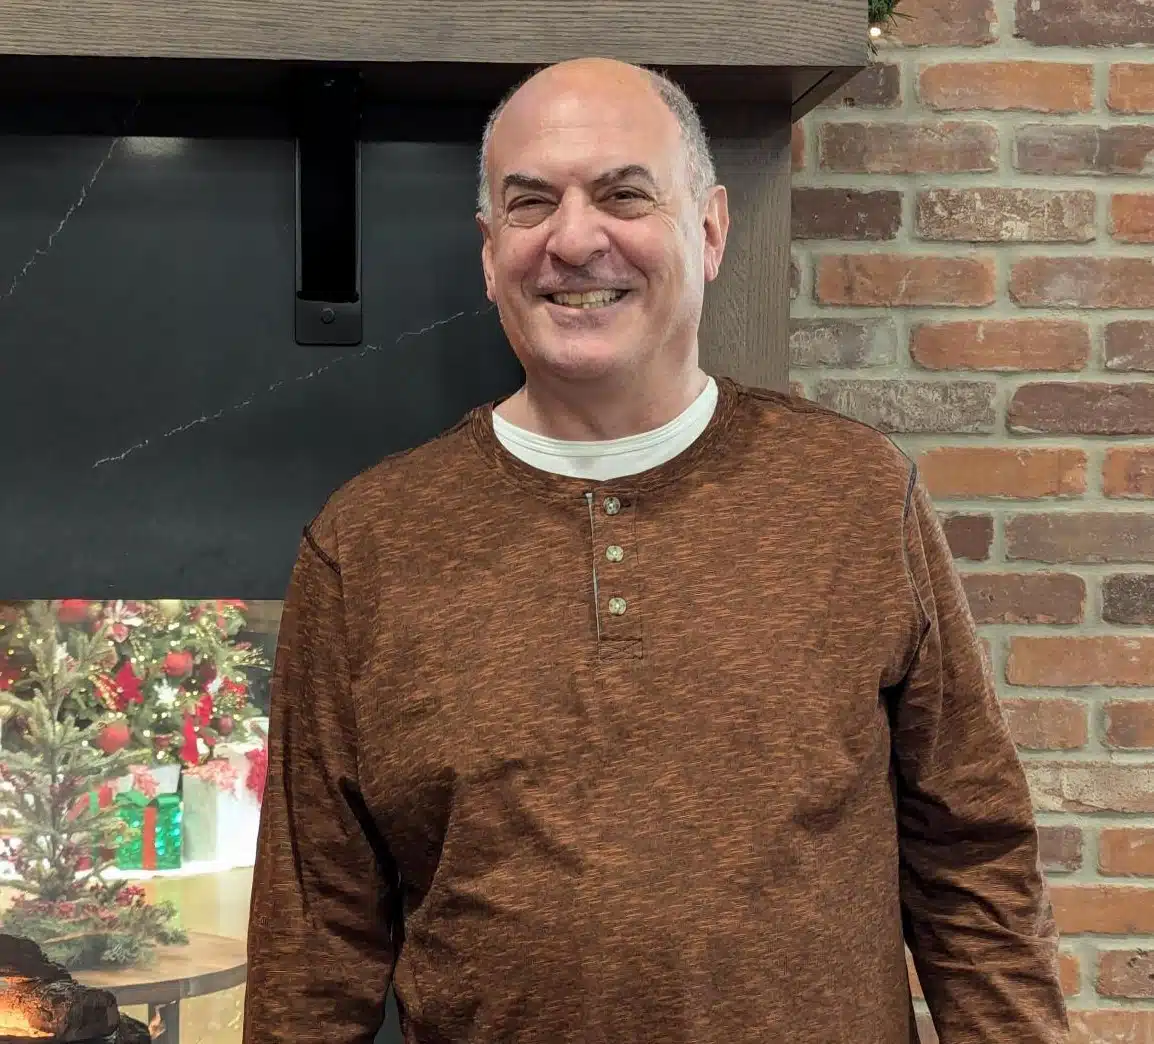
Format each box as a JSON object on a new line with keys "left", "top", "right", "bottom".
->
{"left": 154, "top": 681, "right": 180, "bottom": 709}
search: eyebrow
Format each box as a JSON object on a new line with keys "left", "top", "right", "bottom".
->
{"left": 500, "top": 164, "right": 659, "bottom": 198}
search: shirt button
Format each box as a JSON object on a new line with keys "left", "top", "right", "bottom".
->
{"left": 605, "top": 545, "right": 624, "bottom": 563}
{"left": 608, "top": 597, "right": 627, "bottom": 616}
{"left": 603, "top": 496, "right": 621, "bottom": 515}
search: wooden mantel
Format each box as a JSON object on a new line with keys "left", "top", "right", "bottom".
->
{"left": 0, "top": 0, "right": 866, "bottom": 115}
{"left": 0, "top": 0, "right": 869, "bottom": 390}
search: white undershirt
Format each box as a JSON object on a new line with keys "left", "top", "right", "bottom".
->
{"left": 492, "top": 377, "right": 719, "bottom": 482}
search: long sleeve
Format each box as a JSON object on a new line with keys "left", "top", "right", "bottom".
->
{"left": 243, "top": 513, "right": 399, "bottom": 1044}
{"left": 891, "top": 468, "right": 1069, "bottom": 1043}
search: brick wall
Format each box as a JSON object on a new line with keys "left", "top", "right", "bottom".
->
{"left": 789, "top": 0, "right": 1154, "bottom": 1038}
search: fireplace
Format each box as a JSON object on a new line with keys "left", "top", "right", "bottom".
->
{"left": 0, "top": 936, "right": 149, "bottom": 1044}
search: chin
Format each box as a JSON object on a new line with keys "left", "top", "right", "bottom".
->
{"left": 528, "top": 338, "right": 637, "bottom": 381}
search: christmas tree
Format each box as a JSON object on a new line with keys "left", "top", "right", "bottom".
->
{"left": 2, "top": 598, "right": 268, "bottom": 769}
{"left": 0, "top": 601, "right": 187, "bottom": 970}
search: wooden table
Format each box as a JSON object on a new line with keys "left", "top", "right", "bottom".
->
{"left": 75, "top": 931, "right": 248, "bottom": 1044}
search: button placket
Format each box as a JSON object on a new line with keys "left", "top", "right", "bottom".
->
{"left": 593, "top": 493, "right": 640, "bottom": 644}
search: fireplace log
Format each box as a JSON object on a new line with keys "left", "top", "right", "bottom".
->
{"left": 1, "top": 978, "right": 118, "bottom": 1042}
{"left": 0, "top": 936, "right": 149, "bottom": 1044}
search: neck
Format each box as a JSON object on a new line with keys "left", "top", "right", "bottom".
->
{"left": 495, "top": 358, "right": 710, "bottom": 441}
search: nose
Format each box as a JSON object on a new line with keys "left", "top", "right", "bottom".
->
{"left": 546, "top": 189, "right": 611, "bottom": 267}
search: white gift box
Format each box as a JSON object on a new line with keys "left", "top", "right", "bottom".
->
{"left": 181, "top": 739, "right": 265, "bottom": 869}
{"left": 181, "top": 772, "right": 261, "bottom": 868}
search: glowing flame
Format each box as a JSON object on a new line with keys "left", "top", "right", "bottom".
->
{"left": 148, "top": 1009, "right": 165, "bottom": 1040}
{"left": 0, "top": 980, "right": 53, "bottom": 1038}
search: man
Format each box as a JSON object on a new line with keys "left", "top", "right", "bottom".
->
{"left": 244, "top": 57, "right": 1069, "bottom": 1044}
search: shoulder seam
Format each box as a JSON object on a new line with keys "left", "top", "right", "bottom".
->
{"left": 903, "top": 459, "right": 918, "bottom": 522}
{"left": 303, "top": 523, "right": 341, "bottom": 577}
{"left": 897, "top": 460, "right": 932, "bottom": 683}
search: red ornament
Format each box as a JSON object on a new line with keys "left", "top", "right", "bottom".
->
{"left": 95, "top": 720, "right": 131, "bottom": 754}
{"left": 215, "top": 715, "right": 235, "bottom": 736}
{"left": 164, "top": 651, "right": 194, "bottom": 678}
{"left": 152, "top": 733, "right": 172, "bottom": 751}
{"left": 56, "top": 599, "right": 91, "bottom": 625}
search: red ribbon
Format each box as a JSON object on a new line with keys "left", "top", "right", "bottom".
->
{"left": 142, "top": 804, "right": 157, "bottom": 870}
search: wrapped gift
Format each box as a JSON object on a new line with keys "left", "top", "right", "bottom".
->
{"left": 181, "top": 753, "right": 261, "bottom": 867}
{"left": 115, "top": 791, "right": 182, "bottom": 871}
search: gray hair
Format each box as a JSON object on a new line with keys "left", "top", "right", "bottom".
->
{"left": 476, "top": 64, "right": 717, "bottom": 220}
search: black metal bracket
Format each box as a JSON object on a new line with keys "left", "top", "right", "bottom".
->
{"left": 293, "top": 69, "right": 362, "bottom": 346}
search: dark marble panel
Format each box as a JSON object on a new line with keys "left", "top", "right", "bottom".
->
{"left": 0, "top": 131, "right": 521, "bottom": 598}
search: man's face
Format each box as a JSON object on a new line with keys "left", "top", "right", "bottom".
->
{"left": 477, "top": 67, "right": 728, "bottom": 385}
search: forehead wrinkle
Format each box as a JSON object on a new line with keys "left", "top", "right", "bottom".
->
{"left": 500, "top": 164, "right": 660, "bottom": 198}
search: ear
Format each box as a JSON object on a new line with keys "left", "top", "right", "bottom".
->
{"left": 701, "top": 184, "right": 729, "bottom": 284}
{"left": 477, "top": 212, "right": 497, "bottom": 303}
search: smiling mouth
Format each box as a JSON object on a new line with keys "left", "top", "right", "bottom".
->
{"left": 545, "top": 289, "right": 630, "bottom": 309}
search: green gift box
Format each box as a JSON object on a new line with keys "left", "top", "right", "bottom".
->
{"left": 115, "top": 791, "right": 183, "bottom": 871}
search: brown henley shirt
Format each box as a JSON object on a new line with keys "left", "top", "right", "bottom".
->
{"left": 244, "top": 376, "right": 1068, "bottom": 1044}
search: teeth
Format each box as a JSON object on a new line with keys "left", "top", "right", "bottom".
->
{"left": 550, "top": 289, "right": 626, "bottom": 308}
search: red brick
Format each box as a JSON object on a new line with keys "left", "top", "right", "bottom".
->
{"left": 1098, "top": 949, "right": 1154, "bottom": 998}
{"left": 791, "top": 123, "right": 804, "bottom": 171}
{"left": 789, "top": 319, "right": 897, "bottom": 367}
{"left": 1103, "top": 574, "right": 1154, "bottom": 625}
{"left": 1038, "top": 824, "right": 1083, "bottom": 872}
{"left": 960, "top": 570, "right": 1085, "bottom": 624}
{"left": 1100, "top": 828, "right": 1154, "bottom": 876}
{"left": 1109, "top": 64, "right": 1154, "bottom": 113}
{"left": 1008, "top": 383, "right": 1154, "bottom": 435}
{"left": 1069, "top": 1011, "right": 1154, "bottom": 1044}
{"left": 1015, "top": 124, "right": 1154, "bottom": 175}
{"left": 1016, "top": 0, "right": 1154, "bottom": 46}
{"left": 792, "top": 188, "right": 902, "bottom": 240}
{"left": 940, "top": 513, "right": 993, "bottom": 560}
{"left": 919, "top": 61, "right": 1093, "bottom": 113}
{"left": 1005, "top": 512, "right": 1154, "bottom": 563}
{"left": 1106, "top": 321, "right": 1154, "bottom": 372}
{"left": 1001, "top": 697, "right": 1088, "bottom": 750}
{"left": 1059, "top": 952, "right": 1081, "bottom": 996}
{"left": 816, "top": 254, "right": 995, "bottom": 307}
{"left": 820, "top": 122, "right": 998, "bottom": 174}
{"left": 1104, "top": 449, "right": 1154, "bottom": 498}
{"left": 919, "top": 447, "right": 1086, "bottom": 499}
{"left": 1007, "top": 636, "right": 1154, "bottom": 687}
{"left": 812, "top": 380, "right": 996, "bottom": 434}
{"left": 890, "top": 0, "right": 996, "bottom": 46}
{"left": 911, "top": 320, "right": 1090, "bottom": 372}
{"left": 1105, "top": 702, "right": 1154, "bottom": 749}
{"left": 1010, "top": 257, "right": 1154, "bottom": 309}
{"left": 1050, "top": 885, "right": 1154, "bottom": 933}
{"left": 916, "top": 187, "right": 1094, "bottom": 243}
{"left": 1028, "top": 765, "right": 1154, "bottom": 815}
{"left": 1111, "top": 194, "right": 1154, "bottom": 243}
{"left": 821, "top": 64, "right": 901, "bottom": 109}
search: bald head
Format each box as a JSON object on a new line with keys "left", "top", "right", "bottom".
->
{"left": 476, "top": 58, "right": 715, "bottom": 219}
